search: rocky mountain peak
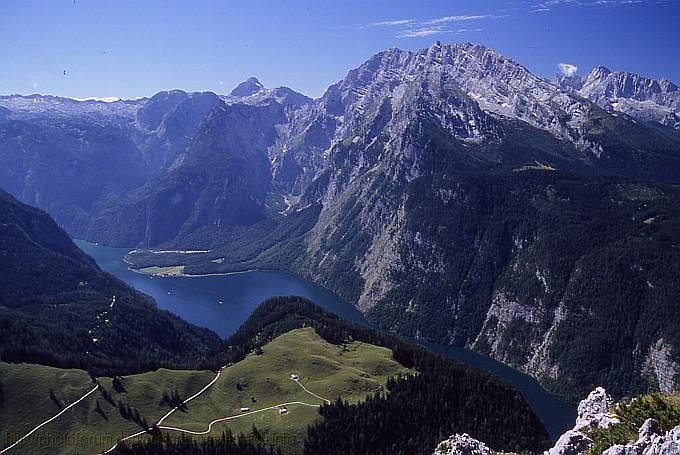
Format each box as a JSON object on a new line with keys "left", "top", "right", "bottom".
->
{"left": 270, "top": 86, "right": 314, "bottom": 107}
{"left": 319, "top": 41, "right": 560, "bottom": 129}
{"left": 582, "top": 67, "right": 666, "bottom": 100}
{"left": 136, "top": 89, "right": 190, "bottom": 130}
{"left": 589, "top": 65, "right": 613, "bottom": 80}
{"left": 576, "top": 386, "right": 615, "bottom": 425}
{"left": 599, "top": 419, "right": 680, "bottom": 455}
{"left": 406, "top": 42, "right": 595, "bottom": 143}
{"left": 431, "top": 390, "right": 680, "bottom": 455}
{"left": 659, "top": 78, "right": 678, "bottom": 92}
{"left": 571, "top": 65, "right": 680, "bottom": 128}
{"left": 556, "top": 73, "right": 586, "bottom": 92}
{"left": 278, "top": 41, "right": 680, "bottom": 197}
{"left": 230, "top": 76, "right": 265, "bottom": 97}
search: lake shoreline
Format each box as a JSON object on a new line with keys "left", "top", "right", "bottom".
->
{"left": 130, "top": 264, "right": 263, "bottom": 279}
{"left": 76, "top": 239, "right": 576, "bottom": 440}
{"left": 123, "top": 248, "right": 272, "bottom": 278}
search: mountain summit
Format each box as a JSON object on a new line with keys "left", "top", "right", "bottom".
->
{"left": 230, "top": 76, "right": 265, "bottom": 97}
{"left": 557, "top": 65, "right": 680, "bottom": 129}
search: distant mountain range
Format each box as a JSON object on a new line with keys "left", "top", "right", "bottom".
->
{"left": 557, "top": 65, "right": 680, "bottom": 130}
{"left": 2, "top": 44, "right": 679, "bottom": 247}
{"left": 1, "top": 42, "right": 679, "bottom": 402}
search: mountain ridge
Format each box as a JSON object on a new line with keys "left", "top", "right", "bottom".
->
{"left": 557, "top": 64, "right": 680, "bottom": 130}
{"left": 2, "top": 41, "right": 680, "bottom": 403}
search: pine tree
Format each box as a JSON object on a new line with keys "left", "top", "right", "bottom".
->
{"left": 113, "top": 376, "right": 126, "bottom": 393}
{"left": 49, "top": 388, "right": 63, "bottom": 410}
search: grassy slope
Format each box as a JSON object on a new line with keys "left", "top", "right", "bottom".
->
{"left": 0, "top": 363, "right": 94, "bottom": 442}
{"left": 0, "top": 327, "right": 410, "bottom": 454}
{"left": 161, "top": 327, "right": 412, "bottom": 451}
{"left": 0, "top": 362, "right": 214, "bottom": 455}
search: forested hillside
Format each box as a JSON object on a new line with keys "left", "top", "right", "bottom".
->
{"left": 201, "top": 297, "right": 551, "bottom": 453}
{"left": 89, "top": 296, "right": 552, "bottom": 455}
{"left": 128, "top": 171, "right": 680, "bottom": 403}
{"left": 0, "top": 296, "right": 550, "bottom": 455}
{"left": 0, "top": 189, "right": 220, "bottom": 374}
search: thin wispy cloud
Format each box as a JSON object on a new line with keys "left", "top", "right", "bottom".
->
{"left": 532, "top": 0, "right": 649, "bottom": 12}
{"left": 397, "top": 28, "right": 444, "bottom": 38}
{"left": 356, "top": 0, "right": 670, "bottom": 38}
{"left": 359, "top": 14, "right": 492, "bottom": 39}
{"left": 420, "top": 15, "right": 491, "bottom": 25}
{"left": 396, "top": 27, "right": 484, "bottom": 39}
{"left": 369, "top": 19, "right": 414, "bottom": 27}
{"left": 364, "top": 15, "right": 491, "bottom": 29}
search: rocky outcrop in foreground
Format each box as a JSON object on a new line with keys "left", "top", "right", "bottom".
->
{"left": 433, "top": 433, "right": 495, "bottom": 455}
{"left": 432, "top": 387, "right": 680, "bottom": 455}
{"left": 546, "top": 387, "right": 619, "bottom": 454}
{"left": 602, "top": 419, "right": 680, "bottom": 455}
{"left": 545, "top": 387, "right": 680, "bottom": 455}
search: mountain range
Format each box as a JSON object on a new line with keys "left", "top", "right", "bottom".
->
{"left": 558, "top": 65, "right": 680, "bottom": 130}
{"left": 1, "top": 41, "right": 679, "bottom": 403}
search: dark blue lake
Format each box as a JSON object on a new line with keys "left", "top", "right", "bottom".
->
{"left": 76, "top": 240, "right": 575, "bottom": 440}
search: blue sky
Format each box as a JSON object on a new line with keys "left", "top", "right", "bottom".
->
{"left": 1, "top": 0, "right": 678, "bottom": 99}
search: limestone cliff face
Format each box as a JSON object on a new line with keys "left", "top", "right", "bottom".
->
{"left": 294, "top": 167, "right": 680, "bottom": 402}
{"left": 643, "top": 339, "right": 680, "bottom": 394}
{"left": 558, "top": 66, "right": 680, "bottom": 130}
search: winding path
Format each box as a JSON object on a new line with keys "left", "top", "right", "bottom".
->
{"left": 155, "top": 366, "right": 225, "bottom": 426}
{"left": 100, "top": 366, "right": 226, "bottom": 454}
{"left": 155, "top": 375, "right": 332, "bottom": 437}
{"left": 291, "top": 377, "right": 331, "bottom": 405}
{"left": 100, "top": 370, "right": 332, "bottom": 453}
{"left": 0, "top": 384, "right": 100, "bottom": 454}
{"left": 2, "top": 360, "right": 333, "bottom": 455}
{"left": 158, "top": 401, "right": 321, "bottom": 435}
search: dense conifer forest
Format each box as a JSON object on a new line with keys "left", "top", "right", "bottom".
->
{"left": 137, "top": 171, "right": 680, "bottom": 402}
{"left": 202, "top": 297, "right": 551, "bottom": 453}
{"left": 115, "top": 431, "right": 281, "bottom": 455}
{"left": 0, "top": 189, "right": 220, "bottom": 375}
{"left": 91, "top": 296, "right": 550, "bottom": 454}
